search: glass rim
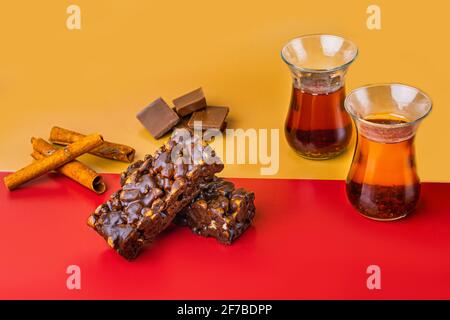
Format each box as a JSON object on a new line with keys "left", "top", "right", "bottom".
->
{"left": 344, "top": 83, "right": 433, "bottom": 129}
{"left": 280, "top": 33, "right": 359, "bottom": 74}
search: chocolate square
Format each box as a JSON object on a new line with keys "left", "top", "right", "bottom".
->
{"left": 188, "top": 106, "right": 229, "bottom": 130}
{"left": 137, "top": 98, "right": 180, "bottom": 139}
{"left": 173, "top": 87, "right": 207, "bottom": 117}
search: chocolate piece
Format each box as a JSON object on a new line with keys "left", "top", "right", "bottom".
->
{"left": 174, "top": 113, "right": 191, "bottom": 131}
{"left": 221, "top": 121, "right": 228, "bottom": 131}
{"left": 173, "top": 88, "right": 207, "bottom": 117}
{"left": 137, "top": 98, "right": 180, "bottom": 139}
{"left": 176, "top": 177, "right": 256, "bottom": 244}
{"left": 88, "top": 135, "right": 224, "bottom": 260}
{"left": 188, "top": 106, "right": 229, "bottom": 130}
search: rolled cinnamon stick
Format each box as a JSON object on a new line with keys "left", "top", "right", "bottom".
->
{"left": 3, "top": 134, "right": 103, "bottom": 190}
{"left": 31, "top": 138, "right": 106, "bottom": 194}
{"left": 49, "top": 126, "right": 135, "bottom": 163}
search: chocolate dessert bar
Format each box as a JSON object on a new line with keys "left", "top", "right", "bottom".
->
{"left": 175, "top": 177, "right": 256, "bottom": 244}
{"left": 88, "top": 135, "right": 223, "bottom": 260}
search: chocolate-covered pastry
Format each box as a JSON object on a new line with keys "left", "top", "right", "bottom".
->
{"left": 88, "top": 135, "right": 223, "bottom": 260}
{"left": 176, "top": 177, "right": 256, "bottom": 244}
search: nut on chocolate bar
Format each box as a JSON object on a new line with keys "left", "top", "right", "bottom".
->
{"left": 88, "top": 135, "right": 224, "bottom": 260}
{"left": 137, "top": 97, "right": 180, "bottom": 139}
{"left": 173, "top": 87, "right": 207, "bottom": 117}
{"left": 176, "top": 177, "right": 256, "bottom": 244}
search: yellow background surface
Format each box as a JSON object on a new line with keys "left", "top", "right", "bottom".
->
{"left": 0, "top": 0, "right": 449, "bottom": 181}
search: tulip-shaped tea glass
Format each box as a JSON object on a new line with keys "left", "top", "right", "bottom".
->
{"left": 281, "top": 34, "right": 358, "bottom": 159}
{"left": 344, "top": 84, "right": 432, "bottom": 221}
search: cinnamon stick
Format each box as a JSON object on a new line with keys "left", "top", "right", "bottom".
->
{"left": 3, "top": 134, "right": 103, "bottom": 190}
{"left": 31, "top": 138, "right": 106, "bottom": 194}
{"left": 49, "top": 126, "right": 135, "bottom": 163}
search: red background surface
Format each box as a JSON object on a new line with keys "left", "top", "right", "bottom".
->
{"left": 1, "top": 171, "right": 450, "bottom": 299}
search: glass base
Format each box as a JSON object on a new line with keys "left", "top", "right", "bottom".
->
{"left": 356, "top": 210, "right": 409, "bottom": 222}
{"left": 346, "top": 180, "right": 420, "bottom": 221}
{"left": 292, "top": 147, "right": 348, "bottom": 161}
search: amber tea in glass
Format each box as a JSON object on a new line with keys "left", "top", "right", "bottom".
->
{"left": 281, "top": 34, "right": 358, "bottom": 159}
{"left": 344, "top": 84, "right": 432, "bottom": 221}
